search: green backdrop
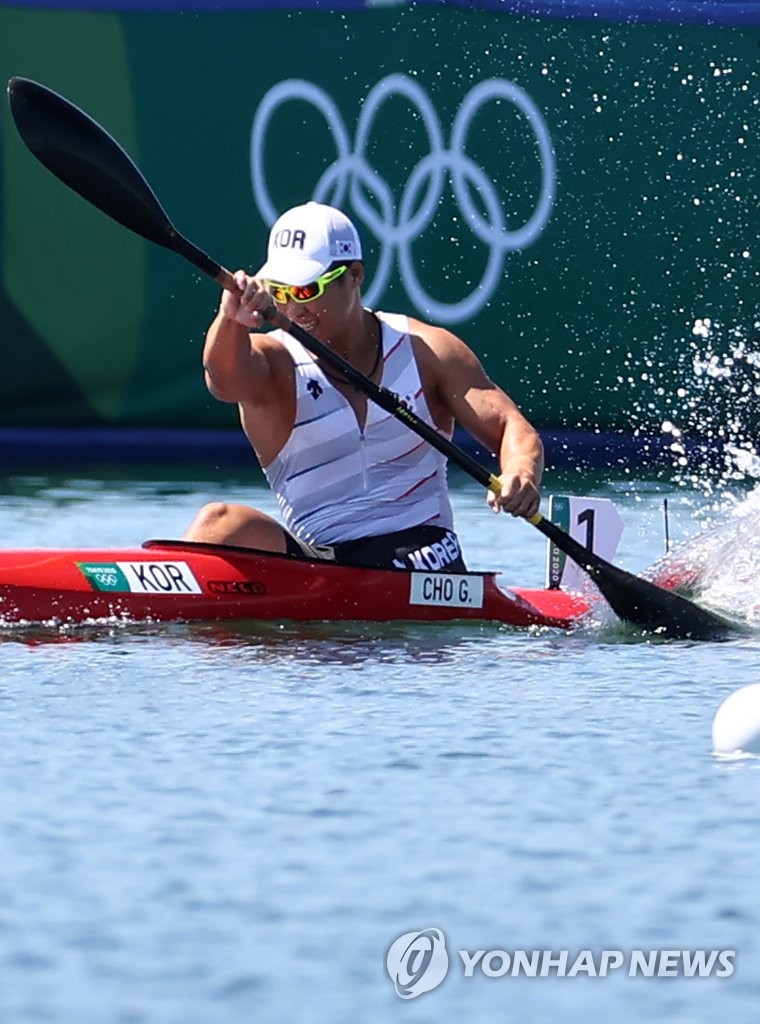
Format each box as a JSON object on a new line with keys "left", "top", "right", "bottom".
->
{"left": 1, "top": 3, "right": 757, "bottom": 442}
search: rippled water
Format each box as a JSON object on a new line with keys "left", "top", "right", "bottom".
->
{"left": 1, "top": 466, "right": 759, "bottom": 1023}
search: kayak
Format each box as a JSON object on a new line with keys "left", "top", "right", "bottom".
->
{"left": 0, "top": 539, "right": 592, "bottom": 629}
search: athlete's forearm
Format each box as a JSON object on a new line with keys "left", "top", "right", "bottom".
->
{"left": 499, "top": 417, "right": 544, "bottom": 486}
{"left": 202, "top": 311, "right": 265, "bottom": 403}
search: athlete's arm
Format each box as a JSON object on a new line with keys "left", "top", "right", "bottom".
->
{"left": 412, "top": 319, "right": 543, "bottom": 518}
{"left": 203, "top": 270, "right": 295, "bottom": 465}
{"left": 202, "top": 270, "right": 281, "bottom": 405}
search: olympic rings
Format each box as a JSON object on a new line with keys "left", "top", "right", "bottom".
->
{"left": 250, "top": 74, "right": 556, "bottom": 323}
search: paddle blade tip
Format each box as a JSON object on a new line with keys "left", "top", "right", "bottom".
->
{"left": 7, "top": 76, "right": 43, "bottom": 106}
{"left": 6, "top": 76, "right": 24, "bottom": 105}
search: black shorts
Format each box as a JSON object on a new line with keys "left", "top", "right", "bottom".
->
{"left": 284, "top": 524, "right": 468, "bottom": 572}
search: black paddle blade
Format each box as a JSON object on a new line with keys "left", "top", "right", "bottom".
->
{"left": 532, "top": 515, "right": 734, "bottom": 641}
{"left": 6, "top": 77, "right": 225, "bottom": 282}
{"left": 7, "top": 77, "right": 174, "bottom": 247}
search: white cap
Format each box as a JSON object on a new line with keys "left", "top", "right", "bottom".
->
{"left": 256, "top": 201, "right": 363, "bottom": 286}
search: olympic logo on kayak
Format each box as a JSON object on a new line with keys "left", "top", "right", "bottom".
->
{"left": 249, "top": 74, "right": 556, "bottom": 323}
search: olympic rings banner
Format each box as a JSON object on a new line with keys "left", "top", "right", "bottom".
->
{"left": 0, "top": 0, "right": 757, "bottom": 445}
{"left": 250, "top": 74, "right": 556, "bottom": 324}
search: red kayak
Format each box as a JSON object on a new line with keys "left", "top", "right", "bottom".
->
{"left": 0, "top": 539, "right": 592, "bottom": 629}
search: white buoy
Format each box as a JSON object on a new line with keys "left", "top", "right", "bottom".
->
{"left": 713, "top": 684, "right": 760, "bottom": 755}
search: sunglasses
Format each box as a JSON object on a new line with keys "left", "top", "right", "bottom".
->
{"left": 265, "top": 264, "right": 349, "bottom": 305}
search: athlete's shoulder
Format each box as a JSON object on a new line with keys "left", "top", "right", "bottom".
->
{"left": 403, "top": 315, "right": 472, "bottom": 359}
{"left": 254, "top": 328, "right": 306, "bottom": 363}
{"left": 373, "top": 309, "right": 410, "bottom": 335}
{"left": 373, "top": 310, "right": 442, "bottom": 348}
{"left": 258, "top": 326, "right": 293, "bottom": 349}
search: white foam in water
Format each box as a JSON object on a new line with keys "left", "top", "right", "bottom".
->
{"left": 699, "top": 486, "right": 760, "bottom": 625}
{"left": 648, "top": 484, "right": 760, "bottom": 625}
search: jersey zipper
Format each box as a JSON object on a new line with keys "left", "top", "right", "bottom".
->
{"left": 359, "top": 428, "right": 369, "bottom": 493}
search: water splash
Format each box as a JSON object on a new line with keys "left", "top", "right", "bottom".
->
{"left": 630, "top": 317, "right": 760, "bottom": 497}
{"left": 647, "top": 483, "right": 760, "bottom": 626}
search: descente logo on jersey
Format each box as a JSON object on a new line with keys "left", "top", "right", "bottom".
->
{"left": 78, "top": 561, "right": 202, "bottom": 594}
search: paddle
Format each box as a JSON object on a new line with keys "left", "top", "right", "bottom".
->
{"left": 6, "top": 76, "right": 734, "bottom": 641}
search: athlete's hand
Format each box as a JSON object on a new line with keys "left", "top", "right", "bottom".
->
{"left": 486, "top": 468, "right": 541, "bottom": 519}
{"left": 219, "top": 270, "right": 274, "bottom": 330}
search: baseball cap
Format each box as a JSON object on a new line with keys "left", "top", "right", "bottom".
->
{"left": 256, "top": 202, "right": 363, "bottom": 286}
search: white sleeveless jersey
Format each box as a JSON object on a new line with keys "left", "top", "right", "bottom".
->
{"left": 262, "top": 311, "right": 454, "bottom": 544}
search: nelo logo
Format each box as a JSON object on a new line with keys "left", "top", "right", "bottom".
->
{"left": 207, "top": 580, "right": 267, "bottom": 596}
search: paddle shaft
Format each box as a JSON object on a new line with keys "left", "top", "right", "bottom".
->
{"left": 270, "top": 312, "right": 500, "bottom": 490}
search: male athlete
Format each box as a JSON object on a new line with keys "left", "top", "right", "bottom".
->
{"left": 183, "top": 201, "right": 543, "bottom": 570}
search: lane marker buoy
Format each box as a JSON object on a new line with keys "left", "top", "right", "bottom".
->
{"left": 713, "top": 683, "right": 760, "bottom": 756}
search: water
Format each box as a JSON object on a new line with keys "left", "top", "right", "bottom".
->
{"left": 1, "top": 466, "right": 759, "bottom": 1023}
